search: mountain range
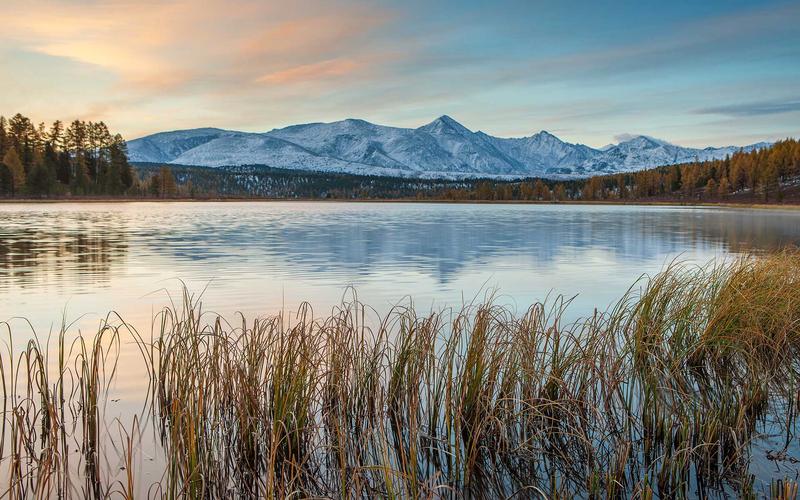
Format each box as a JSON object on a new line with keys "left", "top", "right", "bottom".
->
{"left": 127, "top": 115, "right": 770, "bottom": 179}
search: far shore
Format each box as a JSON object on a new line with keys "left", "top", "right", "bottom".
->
{"left": 2, "top": 196, "right": 800, "bottom": 211}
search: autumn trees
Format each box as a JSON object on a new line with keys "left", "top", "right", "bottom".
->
{"left": 419, "top": 140, "right": 798, "bottom": 203}
{"left": 1, "top": 147, "right": 25, "bottom": 196}
{"left": 148, "top": 166, "right": 179, "bottom": 198}
{"left": 0, "top": 113, "right": 134, "bottom": 197}
{"left": 569, "top": 139, "right": 799, "bottom": 203}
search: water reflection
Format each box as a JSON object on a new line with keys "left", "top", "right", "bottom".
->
{"left": 161, "top": 207, "right": 796, "bottom": 274}
{"left": 1, "top": 203, "right": 799, "bottom": 330}
{"left": 0, "top": 212, "right": 127, "bottom": 290}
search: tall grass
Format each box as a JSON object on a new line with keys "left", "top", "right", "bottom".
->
{"left": 3, "top": 251, "right": 800, "bottom": 497}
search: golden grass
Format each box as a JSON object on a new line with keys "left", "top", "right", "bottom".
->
{"left": 2, "top": 251, "right": 800, "bottom": 497}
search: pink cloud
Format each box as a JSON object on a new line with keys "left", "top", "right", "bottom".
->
{"left": 1, "top": 0, "right": 395, "bottom": 93}
{"left": 256, "top": 59, "right": 362, "bottom": 85}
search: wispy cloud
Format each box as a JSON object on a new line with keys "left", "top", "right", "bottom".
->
{"left": 256, "top": 59, "right": 363, "bottom": 85}
{"left": 1, "top": 0, "right": 395, "bottom": 94}
{"left": 695, "top": 98, "right": 800, "bottom": 117}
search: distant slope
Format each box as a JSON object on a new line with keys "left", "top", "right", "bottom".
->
{"left": 127, "top": 116, "right": 770, "bottom": 179}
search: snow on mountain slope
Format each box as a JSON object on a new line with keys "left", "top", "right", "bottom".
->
{"left": 577, "top": 136, "right": 769, "bottom": 175}
{"left": 172, "top": 133, "right": 421, "bottom": 176}
{"left": 483, "top": 131, "right": 600, "bottom": 175}
{"left": 127, "top": 128, "right": 228, "bottom": 163}
{"left": 414, "top": 116, "right": 523, "bottom": 174}
{"left": 265, "top": 115, "right": 522, "bottom": 175}
{"left": 266, "top": 119, "right": 415, "bottom": 171}
{"left": 127, "top": 117, "right": 770, "bottom": 179}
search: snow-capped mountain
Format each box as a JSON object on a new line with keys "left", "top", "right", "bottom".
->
{"left": 127, "top": 116, "right": 769, "bottom": 179}
{"left": 481, "top": 130, "right": 599, "bottom": 174}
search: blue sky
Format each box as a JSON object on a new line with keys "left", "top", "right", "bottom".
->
{"left": 1, "top": 0, "right": 798, "bottom": 147}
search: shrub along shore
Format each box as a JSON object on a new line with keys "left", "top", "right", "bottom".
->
{"left": 3, "top": 251, "right": 800, "bottom": 498}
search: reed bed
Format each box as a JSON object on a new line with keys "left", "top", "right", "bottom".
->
{"left": 3, "top": 251, "right": 800, "bottom": 498}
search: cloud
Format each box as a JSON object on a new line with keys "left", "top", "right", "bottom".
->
{"left": 256, "top": 59, "right": 363, "bottom": 85}
{"left": 237, "top": 13, "right": 391, "bottom": 62}
{"left": 1, "top": 0, "right": 395, "bottom": 95}
{"left": 695, "top": 99, "right": 800, "bottom": 117}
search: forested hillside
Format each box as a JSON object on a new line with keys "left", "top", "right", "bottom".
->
{"left": 569, "top": 139, "right": 800, "bottom": 203}
{"left": 424, "top": 139, "right": 800, "bottom": 203}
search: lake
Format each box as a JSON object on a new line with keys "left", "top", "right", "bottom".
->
{"left": 3, "top": 201, "right": 800, "bottom": 496}
{"left": 3, "top": 202, "right": 800, "bottom": 334}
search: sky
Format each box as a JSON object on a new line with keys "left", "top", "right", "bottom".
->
{"left": 1, "top": 0, "right": 798, "bottom": 148}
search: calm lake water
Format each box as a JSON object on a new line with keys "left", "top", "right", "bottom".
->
{"left": 3, "top": 201, "right": 800, "bottom": 494}
{"left": 3, "top": 201, "right": 800, "bottom": 334}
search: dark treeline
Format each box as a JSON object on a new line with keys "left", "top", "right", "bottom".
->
{"left": 133, "top": 163, "right": 476, "bottom": 199}
{"left": 0, "top": 113, "right": 135, "bottom": 196}
{"left": 428, "top": 139, "right": 800, "bottom": 203}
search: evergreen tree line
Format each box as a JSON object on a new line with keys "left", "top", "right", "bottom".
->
{"left": 0, "top": 113, "right": 134, "bottom": 196}
{"left": 133, "top": 163, "right": 471, "bottom": 199}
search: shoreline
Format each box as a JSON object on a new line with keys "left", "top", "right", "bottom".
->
{"left": 1, "top": 197, "right": 799, "bottom": 210}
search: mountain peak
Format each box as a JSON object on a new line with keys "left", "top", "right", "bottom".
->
{"left": 616, "top": 135, "right": 671, "bottom": 148}
{"left": 421, "top": 115, "right": 472, "bottom": 135}
{"left": 531, "top": 130, "right": 563, "bottom": 142}
{"left": 340, "top": 118, "right": 371, "bottom": 126}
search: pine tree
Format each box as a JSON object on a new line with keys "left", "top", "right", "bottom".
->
{"left": 27, "top": 160, "right": 55, "bottom": 196}
{"left": 0, "top": 165, "right": 11, "bottom": 195}
{"left": 36, "top": 122, "right": 47, "bottom": 155}
{"left": 87, "top": 121, "right": 111, "bottom": 185}
{"left": 616, "top": 174, "right": 627, "bottom": 199}
{"left": 160, "top": 166, "right": 178, "bottom": 197}
{"left": 56, "top": 151, "right": 72, "bottom": 185}
{"left": 705, "top": 178, "right": 717, "bottom": 199}
{"left": 49, "top": 120, "right": 64, "bottom": 151}
{"left": 0, "top": 116, "right": 7, "bottom": 159}
{"left": 553, "top": 184, "right": 567, "bottom": 201}
{"left": 111, "top": 135, "right": 133, "bottom": 191}
{"left": 66, "top": 120, "right": 87, "bottom": 182}
{"left": 2, "top": 147, "right": 26, "bottom": 196}
{"left": 8, "top": 114, "right": 35, "bottom": 171}
{"left": 519, "top": 181, "right": 534, "bottom": 200}
{"left": 761, "top": 161, "right": 779, "bottom": 202}
{"left": 533, "top": 180, "right": 548, "bottom": 200}
{"left": 71, "top": 156, "right": 91, "bottom": 195}
{"left": 104, "top": 139, "right": 128, "bottom": 195}
{"left": 149, "top": 171, "right": 162, "bottom": 196}
{"left": 718, "top": 177, "right": 731, "bottom": 198}
{"left": 26, "top": 142, "right": 59, "bottom": 195}
{"left": 476, "top": 181, "right": 493, "bottom": 200}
